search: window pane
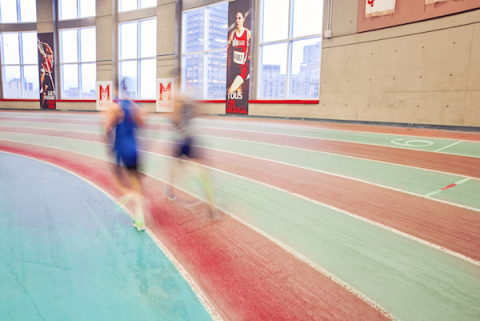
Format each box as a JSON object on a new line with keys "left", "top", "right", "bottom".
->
{"left": 119, "top": 0, "right": 136, "bottom": 12}
{"left": 290, "top": 38, "right": 321, "bottom": 99}
{"left": 120, "top": 22, "right": 137, "bottom": 60}
{"left": 184, "top": 8, "right": 204, "bottom": 54}
{"left": 206, "top": 3, "right": 228, "bottom": 51}
{"left": 140, "top": 0, "right": 156, "bottom": 9}
{"left": 22, "top": 65, "right": 39, "bottom": 98}
{"left": 182, "top": 54, "right": 203, "bottom": 99}
{"left": 20, "top": 0, "right": 37, "bottom": 22}
{"left": 80, "top": 63, "right": 96, "bottom": 99}
{"left": 120, "top": 61, "right": 137, "bottom": 99}
{"left": 0, "top": 0, "right": 18, "bottom": 23}
{"left": 259, "top": 43, "right": 287, "bottom": 99}
{"left": 60, "top": 0, "right": 77, "bottom": 20}
{"left": 139, "top": 59, "right": 155, "bottom": 99}
{"left": 80, "top": 28, "right": 96, "bottom": 62}
{"left": 61, "top": 29, "right": 78, "bottom": 63}
{"left": 262, "top": 0, "right": 289, "bottom": 43}
{"left": 292, "top": 0, "right": 322, "bottom": 38}
{"left": 62, "top": 64, "right": 79, "bottom": 98}
{"left": 80, "top": 0, "right": 95, "bottom": 18}
{"left": 3, "top": 66, "right": 21, "bottom": 98}
{"left": 21, "top": 32, "right": 38, "bottom": 65}
{"left": 140, "top": 19, "right": 156, "bottom": 58}
{"left": 2, "top": 33, "right": 20, "bottom": 65}
{"left": 206, "top": 51, "right": 226, "bottom": 99}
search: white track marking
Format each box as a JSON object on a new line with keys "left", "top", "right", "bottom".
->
{"left": 4, "top": 141, "right": 480, "bottom": 319}
{"left": 0, "top": 131, "right": 479, "bottom": 214}
{"left": 198, "top": 126, "right": 480, "bottom": 158}
{"left": 197, "top": 134, "right": 477, "bottom": 178}
{"left": 434, "top": 141, "right": 463, "bottom": 152}
{"left": 0, "top": 150, "right": 223, "bottom": 321}
{"left": 3, "top": 138, "right": 478, "bottom": 266}
{"left": 2, "top": 115, "right": 479, "bottom": 158}
{"left": 197, "top": 120, "right": 480, "bottom": 142}
{"left": 425, "top": 177, "right": 473, "bottom": 198}
{"left": 3, "top": 125, "right": 474, "bottom": 179}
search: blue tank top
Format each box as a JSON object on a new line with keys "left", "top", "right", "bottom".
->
{"left": 114, "top": 100, "right": 137, "bottom": 154}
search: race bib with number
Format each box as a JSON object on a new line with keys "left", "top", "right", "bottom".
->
{"left": 233, "top": 51, "right": 245, "bottom": 64}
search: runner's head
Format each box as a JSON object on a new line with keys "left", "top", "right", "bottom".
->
{"left": 236, "top": 12, "right": 245, "bottom": 29}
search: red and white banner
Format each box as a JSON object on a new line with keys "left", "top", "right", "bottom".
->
{"left": 96, "top": 81, "right": 113, "bottom": 110}
{"left": 156, "top": 78, "right": 174, "bottom": 112}
{"left": 365, "top": 0, "right": 396, "bottom": 18}
{"left": 38, "top": 33, "right": 56, "bottom": 109}
{"left": 226, "top": 0, "right": 253, "bottom": 115}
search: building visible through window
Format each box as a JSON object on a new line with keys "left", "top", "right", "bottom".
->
{"left": 60, "top": 27, "right": 96, "bottom": 99}
{"left": 182, "top": 2, "right": 228, "bottom": 99}
{"left": 118, "top": 18, "right": 156, "bottom": 99}
{"left": 1, "top": 32, "right": 39, "bottom": 98}
{"left": 259, "top": 0, "right": 322, "bottom": 99}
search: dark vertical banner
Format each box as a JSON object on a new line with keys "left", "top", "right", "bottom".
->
{"left": 37, "top": 33, "right": 56, "bottom": 109}
{"left": 226, "top": 0, "right": 253, "bottom": 115}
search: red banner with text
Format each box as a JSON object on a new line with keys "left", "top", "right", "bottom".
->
{"left": 226, "top": 0, "right": 253, "bottom": 115}
{"left": 37, "top": 33, "right": 56, "bottom": 109}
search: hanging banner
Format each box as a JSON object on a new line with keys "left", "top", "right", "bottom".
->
{"left": 96, "top": 81, "right": 113, "bottom": 110}
{"left": 365, "top": 0, "right": 396, "bottom": 18}
{"left": 226, "top": 0, "right": 253, "bottom": 115}
{"left": 37, "top": 33, "right": 56, "bottom": 109}
{"left": 156, "top": 78, "right": 174, "bottom": 112}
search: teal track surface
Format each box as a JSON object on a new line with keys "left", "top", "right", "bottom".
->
{"left": 0, "top": 152, "right": 211, "bottom": 321}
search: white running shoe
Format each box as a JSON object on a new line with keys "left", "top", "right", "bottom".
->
{"left": 133, "top": 221, "right": 145, "bottom": 231}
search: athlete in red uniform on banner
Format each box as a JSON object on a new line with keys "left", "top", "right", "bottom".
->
{"left": 38, "top": 39, "right": 55, "bottom": 109}
{"left": 227, "top": 11, "right": 251, "bottom": 94}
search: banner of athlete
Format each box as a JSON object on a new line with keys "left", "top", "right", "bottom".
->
{"left": 37, "top": 33, "right": 56, "bottom": 109}
{"left": 226, "top": 0, "right": 253, "bottom": 115}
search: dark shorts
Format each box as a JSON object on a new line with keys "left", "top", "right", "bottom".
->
{"left": 116, "top": 149, "right": 138, "bottom": 170}
{"left": 174, "top": 137, "right": 198, "bottom": 159}
{"left": 232, "top": 62, "right": 249, "bottom": 81}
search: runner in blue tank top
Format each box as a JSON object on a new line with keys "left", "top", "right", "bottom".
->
{"left": 105, "top": 80, "right": 146, "bottom": 231}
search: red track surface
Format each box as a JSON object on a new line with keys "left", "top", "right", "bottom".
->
{"left": 0, "top": 123, "right": 479, "bottom": 179}
{"left": 1, "top": 126, "right": 478, "bottom": 262}
{"left": 1, "top": 112, "right": 478, "bottom": 320}
{"left": 0, "top": 141, "right": 389, "bottom": 321}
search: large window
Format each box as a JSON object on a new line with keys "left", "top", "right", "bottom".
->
{"left": 259, "top": 0, "right": 322, "bottom": 99}
{"left": 59, "top": 0, "right": 95, "bottom": 20}
{"left": 0, "top": 0, "right": 36, "bottom": 23}
{"left": 60, "top": 27, "right": 96, "bottom": 99}
{"left": 182, "top": 2, "right": 228, "bottom": 99}
{"left": 118, "top": 18, "right": 156, "bottom": 99}
{"left": 1, "top": 32, "right": 38, "bottom": 98}
{"left": 119, "top": 0, "right": 156, "bottom": 13}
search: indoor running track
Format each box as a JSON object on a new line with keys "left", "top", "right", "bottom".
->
{"left": 0, "top": 110, "right": 479, "bottom": 321}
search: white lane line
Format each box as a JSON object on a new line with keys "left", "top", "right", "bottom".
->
{"left": 2, "top": 124, "right": 472, "bottom": 179}
{"left": 197, "top": 126, "right": 480, "bottom": 158}
{"left": 0, "top": 130, "right": 479, "bottom": 214}
{"left": 425, "top": 177, "right": 473, "bottom": 198}
{"left": 2, "top": 115, "right": 480, "bottom": 158}
{"left": 3, "top": 137, "right": 478, "bottom": 268}
{"left": 197, "top": 134, "right": 474, "bottom": 181}
{"left": 4, "top": 139, "right": 480, "bottom": 319}
{"left": 0, "top": 150, "right": 224, "bottom": 321}
{"left": 434, "top": 141, "right": 463, "bottom": 152}
{"left": 199, "top": 119, "right": 480, "bottom": 142}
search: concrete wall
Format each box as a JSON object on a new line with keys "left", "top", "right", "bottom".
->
{"left": 315, "top": 7, "right": 480, "bottom": 127}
